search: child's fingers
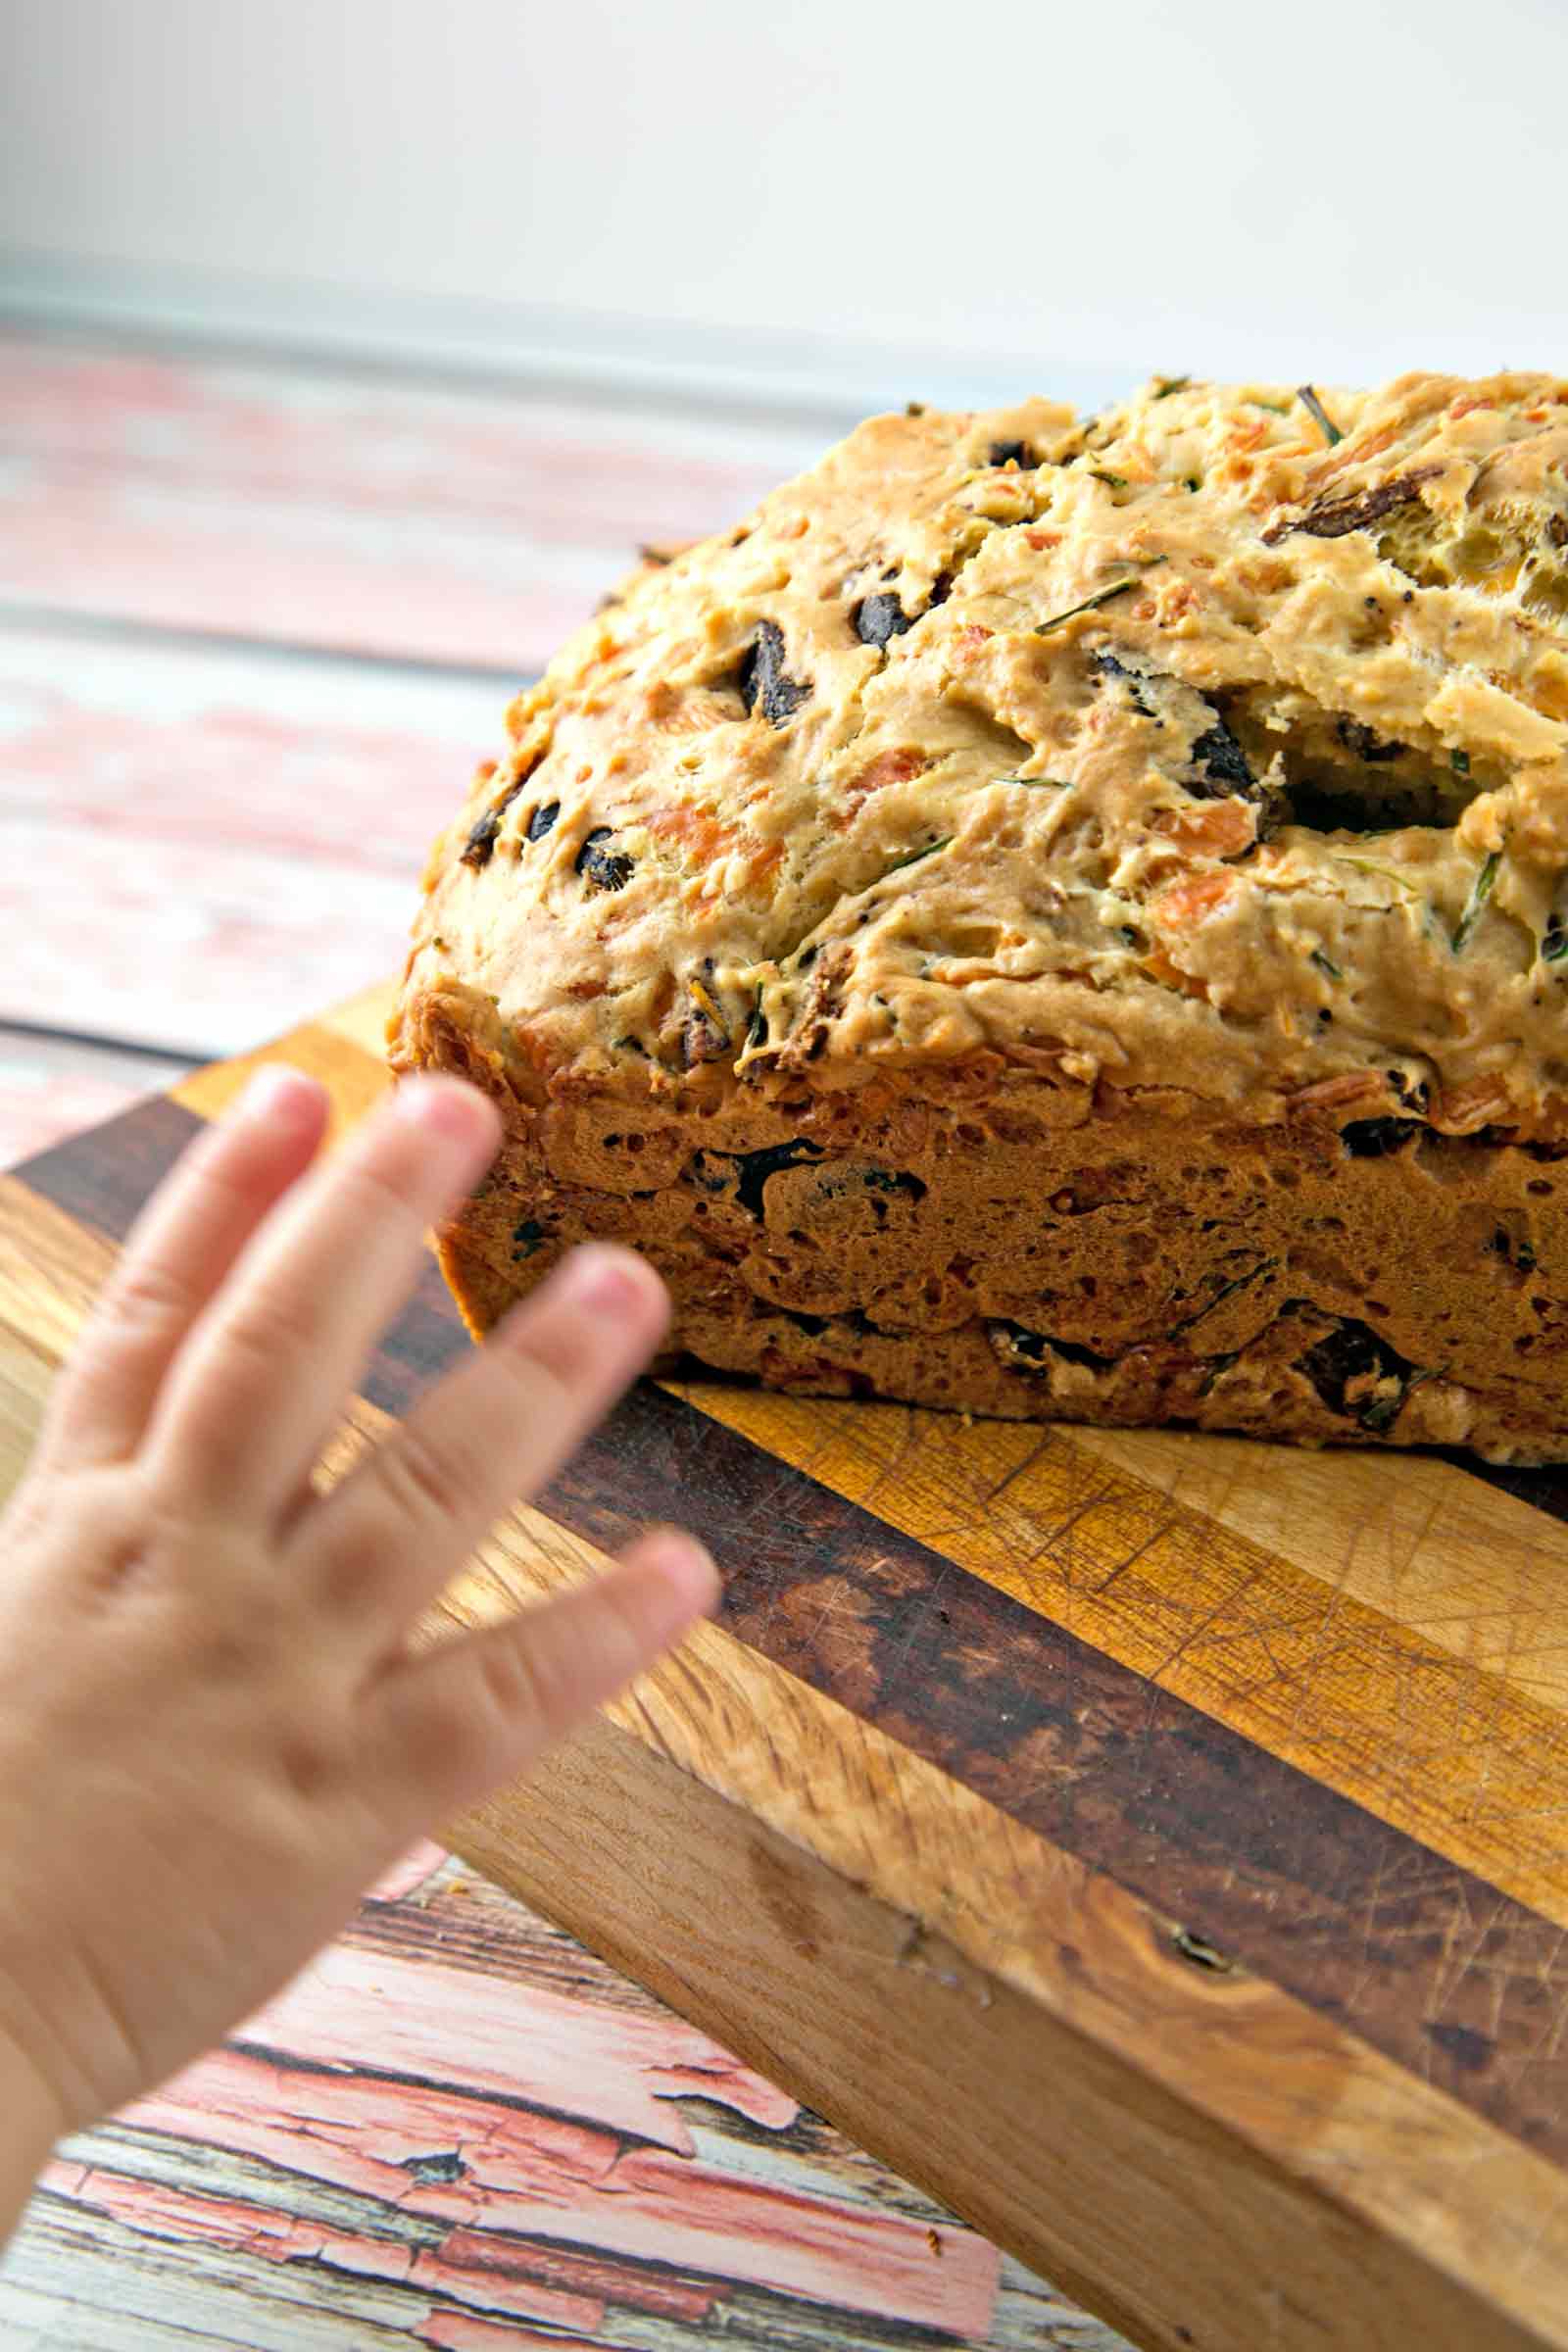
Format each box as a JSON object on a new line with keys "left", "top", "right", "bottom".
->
{"left": 298, "top": 1244, "right": 668, "bottom": 1624}
{"left": 365, "top": 1529, "right": 719, "bottom": 1826}
{"left": 142, "top": 1077, "right": 500, "bottom": 1521}
{"left": 36, "top": 1069, "right": 329, "bottom": 1475}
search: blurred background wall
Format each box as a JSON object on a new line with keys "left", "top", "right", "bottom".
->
{"left": 3, "top": 0, "right": 1565, "bottom": 416}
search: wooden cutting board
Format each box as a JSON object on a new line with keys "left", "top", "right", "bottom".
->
{"left": 5, "top": 982, "right": 1568, "bottom": 2352}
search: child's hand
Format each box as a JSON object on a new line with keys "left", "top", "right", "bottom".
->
{"left": 0, "top": 1067, "right": 716, "bottom": 2179}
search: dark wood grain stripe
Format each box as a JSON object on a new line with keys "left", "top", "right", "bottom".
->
{"left": 17, "top": 1097, "right": 205, "bottom": 1239}
{"left": 21, "top": 1097, "right": 1568, "bottom": 2173}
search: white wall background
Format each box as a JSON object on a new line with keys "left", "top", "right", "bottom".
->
{"left": 2, "top": 0, "right": 1565, "bottom": 412}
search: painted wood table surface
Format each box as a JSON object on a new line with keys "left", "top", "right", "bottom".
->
{"left": 0, "top": 328, "right": 1126, "bottom": 2349}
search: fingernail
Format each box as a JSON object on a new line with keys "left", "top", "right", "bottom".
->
{"left": 393, "top": 1074, "right": 497, "bottom": 1147}
{"left": 563, "top": 1246, "right": 661, "bottom": 1318}
{"left": 236, "top": 1064, "right": 321, "bottom": 1128}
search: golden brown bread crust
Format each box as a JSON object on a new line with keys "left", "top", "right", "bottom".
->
{"left": 391, "top": 374, "right": 1568, "bottom": 1461}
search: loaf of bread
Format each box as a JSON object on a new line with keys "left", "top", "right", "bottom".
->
{"left": 389, "top": 373, "right": 1568, "bottom": 1463}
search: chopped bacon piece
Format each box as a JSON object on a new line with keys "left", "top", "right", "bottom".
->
{"left": 643, "top": 798, "right": 770, "bottom": 873}
{"left": 1141, "top": 945, "right": 1210, "bottom": 1000}
{"left": 839, "top": 748, "right": 929, "bottom": 822}
{"left": 1152, "top": 801, "right": 1256, "bottom": 858}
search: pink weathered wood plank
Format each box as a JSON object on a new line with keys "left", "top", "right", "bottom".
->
{"left": 0, "top": 339, "right": 827, "bottom": 548}
{"left": 245, "top": 1936, "right": 800, "bottom": 2145}
{"left": 0, "top": 336, "right": 826, "bottom": 667}
{"left": 418, "top": 2318, "right": 594, "bottom": 2351}
{"left": 40, "top": 2167, "right": 607, "bottom": 2333}
{"left": 0, "top": 624, "right": 498, "bottom": 1054}
{"left": 102, "top": 1872, "right": 999, "bottom": 2337}
{"left": 29, "top": 2159, "right": 724, "bottom": 2341}
{"left": 0, "top": 1033, "right": 191, "bottom": 1167}
{"left": 0, "top": 817, "right": 414, "bottom": 1058}
{"left": 130, "top": 2043, "right": 630, "bottom": 2206}
{"left": 0, "top": 624, "right": 496, "bottom": 871}
{"left": 416, "top": 2225, "right": 712, "bottom": 2327}
{"left": 496, "top": 2146, "right": 988, "bottom": 2334}
{"left": 9, "top": 1868, "right": 1112, "bottom": 2348}
{"left": 5, "top": 2196, "right": 480, "bottom": 2348}
{"left": 124, "top": 2040, "right": 994, "bottom": 2332}
{"left": 0, "top": 473, "right": 608, "bottom": 674}
{"left": 49, "top": 1859, "right": 1010, "bottom": 2338}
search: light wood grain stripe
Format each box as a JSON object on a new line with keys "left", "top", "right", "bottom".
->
{"left": 685, "top": 1379, "right": 1568, "bottom": 1929}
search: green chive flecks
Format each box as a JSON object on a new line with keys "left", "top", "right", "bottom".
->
{"left": 884, "top": 836, "right": 953, "bottom": 874}
{"left": 1543, "top": 923, "right": 1568, "bottom": 964}
{"left": 1034, "top": 577, "right": 1141, "bottom": 635}
{"left": 1451, "top": 852, "right": 1500, "bottom": 953}
{"left": 1335, "top": 855, "right": 1416, "bottom": 894}
{"left": 1152, "top": 375, "right": 1191, "bottom": 400}
{"left": 1090, "top": 468, "right": 1129, "bottom": 489}
{"left": 1310, "top": 947, "right": 1344, "bottom": 981}
{"left": 1298, "top": 384, "right": 1345, "bottom": 447}
{"left": 1451, "top": 749, "right": 1472, "bottom": 777}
